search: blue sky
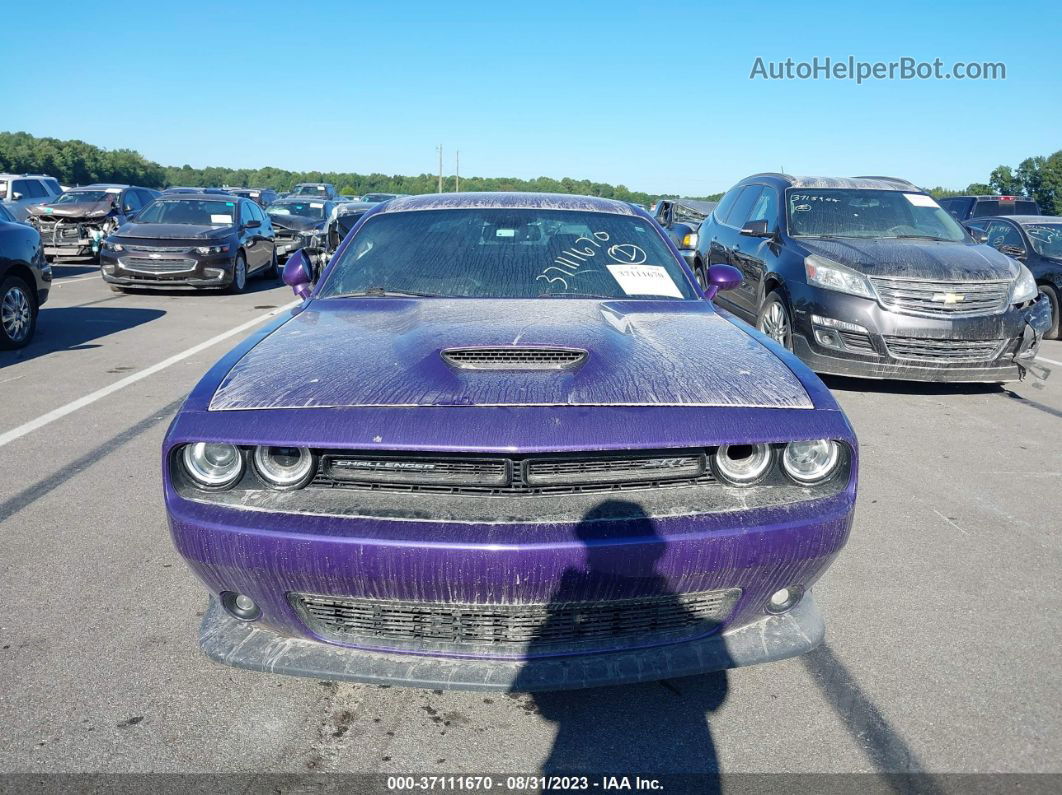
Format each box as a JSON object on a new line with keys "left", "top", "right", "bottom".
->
{"left": 3, "top": 0, "right": 1058, "bottom": 196}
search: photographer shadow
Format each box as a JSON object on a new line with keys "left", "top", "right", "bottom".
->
{"left": 511, "top": 500, "right": 730, "bottom": 781}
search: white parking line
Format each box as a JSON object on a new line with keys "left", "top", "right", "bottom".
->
{"left": 53, "top": 273, "right": 102, "bottom": 284}
{"left": 0, "top": 300, "right": 299, "bottom": 449}
{"left": 1037, "top": 355, "right": 1062, "bottom": 367}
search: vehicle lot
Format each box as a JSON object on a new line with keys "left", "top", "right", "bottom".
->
{"left": 1, "top": 261, "right": 1060, "bottom": 777}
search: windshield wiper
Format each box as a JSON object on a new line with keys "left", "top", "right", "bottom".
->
{"left": 331, "top": 287, "right": 444, "bottom": 298}
{"left": 538, "top": 291, "right": 617, "bottom": 299}
{"left": 889, "top": 234, "right": 950, "bottom": 241}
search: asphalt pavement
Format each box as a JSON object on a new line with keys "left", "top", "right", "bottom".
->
{"left": 0, "top": 261, "right": 1059, "bottom": 779}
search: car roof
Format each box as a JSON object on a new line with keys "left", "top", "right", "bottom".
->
{"left": 78, "top": 183, "right": 131, "bottom": 189}
{"left": 745, "top": 174, "right": 921, "bottom": 191}
{"left": 156, "top": 192, "right": 240, "bottom": 202}
{"left": 0, "top": 173, "right": 58, "bottom": 179}
{"left": 376, "top": 192, "right": 638, "bottom": 215}
{"left": 975, "top": 215, "right": 1062, "bottom": 224}
{"left": 944, "top": 195, "right": 1036, "bottom": 201}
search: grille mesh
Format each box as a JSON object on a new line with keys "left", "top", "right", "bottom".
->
{"left": 442, "top": 347, "right": 587, "bottom": 370}
{"left": 120, "top": 257, "right": 196, "bottom": 273}
{"left": 294, "top": 589, "right": 742, "bottom": 650}
{"left": 870, "top": 277, "right": 1009, "bottom": 318}
{"left": 838, "top": 330, "right": 876, "bottom": 354}
{"left": 883, "top": 336, "right": 1003, "bottom": 362}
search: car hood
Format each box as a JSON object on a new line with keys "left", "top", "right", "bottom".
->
{"left": 270, "top": 215, "right": 322, "bottom": 232}
{"left": 208, "top": 300, "right": 813, "bottom": 411}
{"left": 28, "top": 200, "right": 114, "bottom": 219}
{"left": 799, "top": 237, "right": 1019, "bottom": 281}
{"left": 116, "top": 223, "right": 235, "bottom": 240}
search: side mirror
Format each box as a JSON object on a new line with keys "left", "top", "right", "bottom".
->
{"left": 12, "top": 192, "right": 22, "bottom": 201}
{"left": 283, "top": 249, "right": 314, "bottom": 299}
{"left": 244, "top": 219, "right": 261, "bottom": 229}
{"left": 975, "top": 233, "right": 988, "bottom": 244}
{"left": 704, "top": 264, "right": 742, "bottom": 299}
{"left": 740, "top": 219, "right": 771, "bottom": 237}
{"left": 1000, "top": 244, "right": 1027, "bottom": 261}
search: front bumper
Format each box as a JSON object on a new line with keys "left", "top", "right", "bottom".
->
{"left": 200, "top": 591, "right": 825, "bottom": 691}
{"left": 167, "top": 484, "right": 854, "bottom": 690}
{"left": 790, "top": 287, "right": 1052, "bottom": 382}
{"left": 100, "top": 251, "right": 234, "bottom": 288}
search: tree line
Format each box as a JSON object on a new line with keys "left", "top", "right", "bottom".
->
{"left": 924, "top": 149, "right": 1061, "bottom": 214}
{"left": 0, "top": 131, "right": 701, "bottom": 205}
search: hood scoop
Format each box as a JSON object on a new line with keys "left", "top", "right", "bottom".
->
{"left": 441, "top": 346, "right": 588, "bottom": 371}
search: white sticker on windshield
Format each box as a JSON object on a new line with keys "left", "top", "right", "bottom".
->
{"left": 210, "top": 214, "right": 233, "bottom": 224}
{"left": 606, "top": 264, "right": 682, "bottom": 298}
{"left": 311, "top": 202, "right": 324, "bottom": 208}
{"left": 495, "top": 228, "right": 515, "bottom": 237}
{"left": 105, "top": 188, "right": 122, "bottom": 194}
{"left": 904, "top": 193, "right": 939, "bottom": 208}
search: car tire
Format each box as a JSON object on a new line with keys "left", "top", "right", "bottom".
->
{"left": 0, "top": 275, "right": 37, "bottom": 350}
{"left": 227, "top": 252, "right": 248, "bottom": 294}
{"left": 694, "top": 261, "right": 707, "bottom": 291}
{"left": 268, "top": 248, "right": 281, "bottom": 281}
{"left": 757, "top": 291, "right": 794, "bottom": 351}
{"left": 109, "top": 284, "right": 127, "bottom": 294}
{"left": 1039, "top": 284, "right": 1060, "bottom": 340}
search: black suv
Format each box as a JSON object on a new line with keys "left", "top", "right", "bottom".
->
{"left": 0, "top": 209, "right": 49, "bottom": 349}
{"left": 938, "top": 195, "right": 1040, "bottom": 222}
{"left": 692, "top": 174, "right": 1051, "bottom": 382}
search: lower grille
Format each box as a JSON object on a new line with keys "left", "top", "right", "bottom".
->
{"left": 293, "top": 588, "right": 742, "bottom": 651}
{"left": 883, "top": 336, "right": 1003, "bottom": 362}
{"left": 120, "top": 257, "right": 196, "bottom": 273}
{"left": 838, "top": 330, "right": 876, "bottom": 354}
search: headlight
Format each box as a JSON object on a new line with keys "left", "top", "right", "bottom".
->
{"left": 782, "top": 440, "right": 840, "bottom": 484}
{"left": 182, "top": 443, "right": 243, "bottom": 489}
{"left": 681, "top": 232, "right": 698, "bottom": 249}
{"left": 804, "top": 255, "right": 876, "bottom": 299}
{"left": 253, "top": 446, "right": 315, "bottom": 489}
{"left": 102, "top": 241, "right": 123, "bottom": 252}
{"left": 712, "top": 443, "right": 772, "bottom": 485}
{"left": 195, "top": 244, "right": 231, "bottom": 255}
{"left": 1011, "top": 263, "right": 1037, "bottom": 304}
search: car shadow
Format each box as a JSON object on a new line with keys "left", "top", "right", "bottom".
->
{"left": 0, "top": 306, "right": 165, "bottom": 366}
{"left": 50, "top": 261, "right": 100, "bottom": 277}
{"left": 819, "top": 374, "right": 1005, "bottom": 396}
{"left": 511, "top": 500, "right": 730, "bottom": 782}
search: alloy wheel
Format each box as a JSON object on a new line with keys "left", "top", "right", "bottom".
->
{"left": 1, "top": 284, "right": 32, "bottom": 343}
{"left": 234, "top": 257, "right": 247, "bottom": 291}
{"left": 760, "top": 302, "right": 790, "bottom": 348}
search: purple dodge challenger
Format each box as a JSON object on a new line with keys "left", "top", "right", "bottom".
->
{"left": 163, "top": 192, "right": 858, "bottom": 690}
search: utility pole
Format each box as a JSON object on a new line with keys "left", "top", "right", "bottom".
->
{"left": 455, "top": 150, "right": 460, "bottom": 192}
{"left": 437, "top": 145, "right": 443, "bottom": 193}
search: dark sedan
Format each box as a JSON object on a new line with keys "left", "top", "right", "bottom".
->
{"left": 1, "top": 210, "right": 49, "bottom": 349}
{"left": 100, "top": 194, "right": 276, "bottom": 293}
{"left": 966, "top": 215, "right": 1062, "bottom": 339}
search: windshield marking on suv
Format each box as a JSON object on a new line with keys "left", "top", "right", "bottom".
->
{"left": 786, "top": 188, "right": 967, "bottom": 241}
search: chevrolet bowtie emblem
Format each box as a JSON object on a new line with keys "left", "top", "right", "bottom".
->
{"left": 149, "top": 253, "right": 161, "bottom": 259}
{"left": 930, "top": 292, "right": 964, "bottom": 304}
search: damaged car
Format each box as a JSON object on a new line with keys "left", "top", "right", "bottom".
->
{"left": 325, "top": 200, "right": 374, "bottom": 256}
{"left": 100, "top": 193, "right": 276, "bottom": 292}
{"left": 267, "top": 197, "right": 335, "bottom": 266}
{"left": 693, "top": 174, "right": 1051, "bottom": 382}
{"left": 164, "top": 192, "right": 858, "bottom": 691}
{"left": 27, "top": 185, "right": 159, "bottom": 261}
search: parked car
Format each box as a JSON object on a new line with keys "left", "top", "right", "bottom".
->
{"left": 965, "top": 215, "right": 1062, "bottom": 339}
{"left": 163, "top": 192, "right": 857, "bottom": 690}
{"left": 226, "top": 188, "right": 278, "bottom": 207}
{"left": 26, "top": 184, "right": 160, "bottom": 261}
{"left": 325, "top": 200, "right": 374, "bottom": 255}
{"left": 99, "top": 193, "right": 276, "bottom": 293}
{"left": 691, "top": 174, "right": 1051, "bottom": 382}
{"left": 292, "top": 182, "right": 338, "bottom": 199}
{"left": 360, "top": 192, "right": 408, "bottom": 203}
{"left": 162, "top": 187, "right": 231, "bottom": 196}
{"left": 0, "top": 174, "right": 63, "bottom": 220}
{"left": 266, "top": 197, "right": 336, "bottom": 264}
{"left": 0, "top": 209, "right": 49, "bottom": 349}
{"left": 938, "top": 195, "right": 1041, "bottom": 222}
{"left": 652, "top": 198, "right": 718, "bottom": 267}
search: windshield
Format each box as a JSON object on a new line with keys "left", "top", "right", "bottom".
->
{"left": 786, "top": 189, "right": 967, "bottom": 241}
{"left": 362, "top": 193, "right": 396, "bottom": 203}
{"left": 134, "top": 199, "right": 238, "bottom": 226}
{"left": 268, "top": 201, "right": 327, "bottom": 220}
{"left": 1025, "top": 224, "right": 1062, "bottom": 258}
{"left": 294, "top": 185, "right": 329, "bottom": 196}
{"left": 54, "top": 190, "right": 115, "bottom": 205}
{"left": 318, "top": 208, "right": 695, "bottom": 300}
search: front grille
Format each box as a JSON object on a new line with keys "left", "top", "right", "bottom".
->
{"left": 870, "top": 277, "right": 1010, "bottom": 318}
{"left": 313, "top": 449, "right": 713, "bottom": 495}
{"left": 293, "top": 588, "right": 742, "bottom": 651}
{"left": 273, "top": 227, "right": 300, "bottom": 241}
{"left": 442, "top": 346, "right": 587, "bottom": 370}
{"left": 120, "top": 256, "right": 196, "bottom": 273}
{"left": 883, "top": 335, "right": 1003, "bottom": 362}
{"left": 36, "top": 221, "right": 86, "bottom": 243}
{"left": 126, "top": 245, "right": 193, "bottom": 254}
